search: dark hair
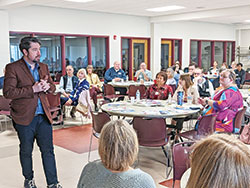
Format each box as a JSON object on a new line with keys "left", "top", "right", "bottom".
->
{"left": 237, "top": 62, "right": 243, "bottom": 67}
{"left": 19, "top": 37, "right": 41, "bottom": 54}
{"left": 189, "top": 62, "right": 198, "bottom": 68}
{"left": 156, "top": 71, "right": 168, "bottom": 84}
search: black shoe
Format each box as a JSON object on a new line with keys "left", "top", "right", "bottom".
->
{"left": 70, "top": 112, "right": 76, "bottom": 119}
{"left": 24, "top": 179, "right": 37, "bottom": 188}
{"left": 47, "top": 183, "right": 62, "bottom": 188}
{"left": 94, "top": 106, "right": 99, "bottom": 112}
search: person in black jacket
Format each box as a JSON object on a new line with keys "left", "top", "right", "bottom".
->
{"left": 234, "top": 63, "right": 246, "bottom": 89}
{"left": 59, "top": 65, "right": 78, "bottom": 118}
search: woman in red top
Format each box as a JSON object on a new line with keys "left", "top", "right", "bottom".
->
{"left": 147, "top": 71, "right": 173, "bottom": 100}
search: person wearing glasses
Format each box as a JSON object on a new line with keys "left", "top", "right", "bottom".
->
{"left": 193, "top": 68, "right": 214, "bottom": 98}
{"left": 188, "top": 62, "right": 198, "bottom": 82}
{"left": 198, "top": 69, "right": 243, "bottom": 133}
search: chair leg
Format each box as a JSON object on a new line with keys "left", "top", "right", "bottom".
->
{"left": 88, "top": 131, "right": 94, "bottom": 162}
{"left": 172, "top": 180, "right": 175, "bottom": 188}
{"left": 161, "top": 146, "right": 172, "bottom": 178}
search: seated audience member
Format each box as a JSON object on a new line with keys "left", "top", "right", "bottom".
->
{"left": 193, "top": 68, "right": 214, "bottom": 98}
{"left": 221, "top": 62, "right": 228, "bottom": 69}
{"left": 86, "top": 65, "right": 103, "bottom": 111}
{"left": 199, "top": 69, "right": 243, "bottom": 133}
{"left": 59, "top": 65, "right": 78, "bottom": 118}
{"left": 166, "top": 68, "right": 177, "bottom": 85}
{"left": 229, "top": 61, "right": 237, "bottom": 70}
{"left": 104, "top": 61, "right": 127, "bottom": 97}
{"left": 212, "top": 67, "right": 226, "bottom": 90}
{"left": 171, "top": 73, "right": 200, "bottom": 132}
{"left": 135, "top": 62, "right": 152, "bottom": 82}
{"left": 188, "top": 62, "right": 198, "bottom": 82}
{"left": 186, "top": 134, "right": 250, "bottom": 188}
{"left": 172, "top": 62, "right": 183, "bottom": 86}
{"left": 77, "top": 120, "right": 156, "bottom": 188}
{"left": 147, "top": 71, "right": 173, "bottom": 100}
{"left": 61, "top": 68, "right": 89, "bottom": 110}
{"left": 209, "top": 60, "right": 219, "bottom": 76}
{"left": 234, "top": 62, "right": 246, "bottom": 89}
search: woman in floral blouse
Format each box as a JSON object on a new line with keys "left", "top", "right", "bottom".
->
{"left": 147, "top": 71, "right": 173, "bottom": 100}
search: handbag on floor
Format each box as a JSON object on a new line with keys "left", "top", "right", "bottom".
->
{"left": 240, "top": 123, "right": 250, "bottom": 145}
{"left": 76, "top": 102, "right": 88, "bottom": 116}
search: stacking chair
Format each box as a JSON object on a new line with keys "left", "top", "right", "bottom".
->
{"left": 179, "top": 113, "right": 217, "bottom": 141}
{"left": 172, "top": 142, "right": 194, "bottom": 188}
{"left": 47, "top": 93, "right": 63, "bottom": 126}
{"left": 233, "top": 106, "right": 247, "bottom": 133}
{"left": 132, "top": 117, "right": 171, "bottom": 178}
{"left": 128, "top": 85, "right": 147, "bottom": 99}
{"left": 169, "top": 84, "right": 177, "bottom": 94}
{"left": 103, "top": 84, "right": 124, "bottom": 102}
{"left": 88, "top": 111, "right": 111, "bottom": 162}
{"left": 0, "top": 96, "right": 11, "bottom": 131}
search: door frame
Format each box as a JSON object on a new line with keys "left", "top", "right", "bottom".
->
{"left": 121, "top": 37, "right": 150, "bottom": 80}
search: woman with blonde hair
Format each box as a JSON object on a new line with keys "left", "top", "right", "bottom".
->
{"left": 61, "top": 68, "right": 89, "bottom": 107}
{"left": 77, "top": 120, "right": 156, "bottom": 188}
{"left": 187, "top": 134, "right": 250, "bottom": 188}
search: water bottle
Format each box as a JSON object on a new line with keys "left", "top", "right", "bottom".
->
{"left": 177, "top": 91, "right": 184, "bottom": 106}
{"left": 136, "top": 90, "right": 140, "bottom": 102}
{"left": 168, "top": 93, "right": 172, "bottom": 104}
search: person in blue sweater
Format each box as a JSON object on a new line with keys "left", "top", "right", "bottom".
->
{"left": 104, "top": 61, "right": 126, "bottom": 83}
{"left": 104, "top": 61, "right": 127, "bottom": 97}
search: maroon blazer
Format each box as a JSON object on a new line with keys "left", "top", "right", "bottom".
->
{"left": 3, "top": 58, "right": 56, "bottom": 125}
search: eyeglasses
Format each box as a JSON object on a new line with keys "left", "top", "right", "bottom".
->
{"left": 194, "top": 73, "right": 201, "bottom": 75}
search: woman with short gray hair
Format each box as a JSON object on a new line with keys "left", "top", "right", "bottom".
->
{"left": 77, "top": 120, "right": 156, "bottom": 188}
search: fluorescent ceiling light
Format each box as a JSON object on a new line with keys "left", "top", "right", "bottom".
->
{"left": 245, "top": 20, "right": 250, "bottom": 23}
{"left": 64, "top": 0, "right": 95, "bottom": 2}
{"left": 146, "top": 5, "right": 185, "bottom": 12}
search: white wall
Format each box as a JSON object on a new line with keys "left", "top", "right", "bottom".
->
{"left": 157, "top": 21, "right": 236, "bottom": 69}
{"left": 8, "top": 6, "right": 151, "bottom": 64}
{"left": 0, "top": 10, "right": 10, "bottom": 76}
{"left": 0, "top": 6, "right": 239, "bottom": 78}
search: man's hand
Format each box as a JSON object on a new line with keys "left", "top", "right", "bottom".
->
{"left": 63, "top": 92, "right": 70, "bottom": 98}
{"left": 32, "top": 80, "right": 50, "bottom": 93}
{"left": 114, "top": 78, "right": 121, "bottom": 82}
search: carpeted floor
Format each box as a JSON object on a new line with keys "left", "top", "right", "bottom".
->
{"left": 53, "top": 124, "right": 98, "bottom": 154}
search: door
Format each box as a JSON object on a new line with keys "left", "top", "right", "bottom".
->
{"left": 132, "top": 39, "right": 148, "bottom": 80}
{"left": 161, "top": 40, "right": 172, "bottom": 70}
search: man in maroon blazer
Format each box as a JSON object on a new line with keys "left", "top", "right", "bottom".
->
{"left": 3, "top": 37, "right": 62, "bottom": 188}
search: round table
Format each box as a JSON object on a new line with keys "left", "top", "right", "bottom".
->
{"left": 108, "top": 81, "right": 154, "bottom": 88}
{"left": 101, "top": 100, "right": 201, "bottom": 119}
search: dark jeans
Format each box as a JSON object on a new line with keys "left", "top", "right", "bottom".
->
{"left": 13, "top": 115, "right": 58, "bottom": 185}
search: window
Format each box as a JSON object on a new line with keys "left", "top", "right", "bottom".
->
{"left": 65, "top": 36, "right": 88, "bottom": 73}
{"left": 190, "top": 41, "right": 198, "bottom": 64}
{"left": 92, "top": 37, "right": 106, "bottom": 79}
{"left": 35, "top": 35, "right": 61, "bottom": 74}
{"left": 9, "top": 34, "right": 30, "bottom": 62}
{"left": 122, "top": 38, "right": 129, "bottom": 76}
{"left": 161, "top": 39, "right": 182, "bottom": 71}
{"left": 190, "top": 39, "right": 235, "bottom": 73}
{"left": 9, "top": 32, "right": 109, "bottom": 78}
{"left": 201, "top": 42, "right": 211, "bottom": 72}
{"left": 214, "top": 42, "right": 223, "bottom": 67}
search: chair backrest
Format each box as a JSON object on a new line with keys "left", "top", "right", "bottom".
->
{"left": 169, "top": 84, "right": 177, "bottom": 94}
{"left": 0, "top": 96, "right": 11, "bottom": 111}
{"left": 91, "top": 111, "right": 111, "bottom": 133}
{"left": 172, "top": 142, "right": 194, "bottom": 181}
{"left": 128, "top": 85, "right": 147, "bottom": 99}
{"left": 47, "top": 93, "right": 61, "bottom": 108}
{"left": 197, "top": 113, "right": 217, "bottom": 136}
{"left": 234, "top": 106, "right": 247, "bottom": 129}
{"left": 133, "top": 117, "right": 168, "bottom": 147}
{"left": 55, "top": 72, "right": 62, "bottom": 82}
{"left": 103, "top": 84, "right": 115, "bottom": 96}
